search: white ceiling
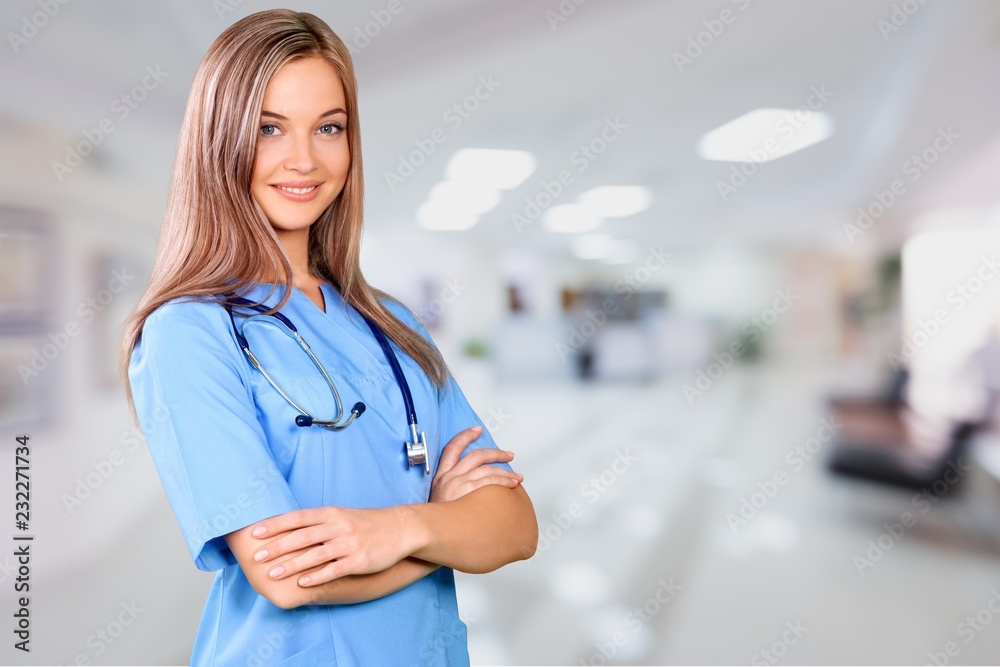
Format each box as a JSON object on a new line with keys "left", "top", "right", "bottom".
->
{"left": 1, "top": 0, "right": 998, "bottom": 255}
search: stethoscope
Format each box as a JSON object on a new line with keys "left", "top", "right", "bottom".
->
{"left": 218, "top": 295, "right": 430, "bottom": 474}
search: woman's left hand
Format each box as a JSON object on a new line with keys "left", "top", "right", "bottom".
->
{"left": 430, "top": 426, "right": 522, "bottom": 502}
{"left": 248, "top": 505, "right": 419, "bottom": 587}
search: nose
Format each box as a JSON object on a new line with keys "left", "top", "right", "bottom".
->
{"left": 282, "top": 131, "right": 317, "bottom": 173}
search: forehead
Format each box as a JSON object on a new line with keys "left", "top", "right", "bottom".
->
{"left": 262, "top": 56, "right": 346, "bottom": 115}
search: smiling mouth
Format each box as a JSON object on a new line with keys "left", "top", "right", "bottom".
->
{"left": 273, "top": 185, "right": 319, "bottom": 194}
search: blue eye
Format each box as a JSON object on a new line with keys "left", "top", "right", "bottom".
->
{"left": 260, "top": 124, "right": 281, "bottom": 137}
{"left": 319, "top": 123, "right": 344, "bottom": 135}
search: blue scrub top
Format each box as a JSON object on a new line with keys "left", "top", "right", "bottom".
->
{"left": 128, "top": 281, "right": 514, "bottom": 667}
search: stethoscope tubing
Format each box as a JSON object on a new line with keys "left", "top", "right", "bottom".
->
{"left": 217, "top": 293, "right": 427, "bottom": 471}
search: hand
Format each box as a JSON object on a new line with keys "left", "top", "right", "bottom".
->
{"left": 248, "top": 505, "right": 418, "bottom": 587}
{"left": 429, "top": 425, "right": 524, "bottom": 503}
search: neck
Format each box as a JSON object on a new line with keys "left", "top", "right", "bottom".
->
{"left": 271, "top": 227, "right": 317, "bottom": 287}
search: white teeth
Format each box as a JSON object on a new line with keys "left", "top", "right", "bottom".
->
{"left": 276, "top": 185, "right": 317, "bottom": 194}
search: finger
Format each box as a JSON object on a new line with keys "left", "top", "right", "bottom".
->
{"left": 255, "top": 525, "right": 332, "bottom": 563}
{"left": 297, "top": 557, "right": 351, "bottom": 587}
{"left": 266, "top": 554, "right": 331, "bottom": 579}
{"left": 445, "top": 461, "right": 522, "bottom": 486}
{"left": 267, "top": 542, "right": 349, "bottom": 580}
{"left": 456, "top": 464, "right": 523, "bottom": 485}
{"left": 251, "top": 507, "right": 327, "bottom": 538}
{"left": 459, "top": 475, "right": 523, "bottom": 495}
{"left": 449, "top": 447, "right": 515, "bottom": 478}
{"left": 436, "top": 426, "right": 483, "bottom": 475}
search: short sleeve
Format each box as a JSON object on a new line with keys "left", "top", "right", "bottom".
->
{"left": 384, "top": 299, "right": 514, "bottom": 474}
{"left": 128, "top": 299, "right": 301, "bottom": 571}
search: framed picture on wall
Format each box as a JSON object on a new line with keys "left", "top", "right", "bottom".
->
{"left": 0, "top": 208, "right": 55, "bottom": 431}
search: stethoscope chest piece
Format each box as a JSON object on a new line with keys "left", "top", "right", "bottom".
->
{"left": 406, "top": 427, "right": 430, "bottom": 474}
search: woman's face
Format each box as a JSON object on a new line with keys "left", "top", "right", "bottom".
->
{"left": 251, "top": 56, "right": 350, "bottom": 234}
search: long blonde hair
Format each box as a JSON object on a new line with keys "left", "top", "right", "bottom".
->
{"left": 120, "top": 9, "right": 448, "bottom": 423}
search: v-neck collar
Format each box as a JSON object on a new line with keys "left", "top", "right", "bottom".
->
{"left": 241, "top": 281, "right": 340, "bottom": 314}
{"left": 238, "top": 281, "right": 393, "bottom": 378}
{"left": 294, "top": 282, "right": 330, "bottom": 316}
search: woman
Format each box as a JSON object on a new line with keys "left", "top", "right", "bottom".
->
{"left": 120, "top": 9, "right": 537, "bottom": 666}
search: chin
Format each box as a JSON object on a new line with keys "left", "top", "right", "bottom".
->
{"left": 270, "top": 213, "right": 322, "bottom": 230}
{"left": 262, "top": 201, "right": 336, "bottom": 230}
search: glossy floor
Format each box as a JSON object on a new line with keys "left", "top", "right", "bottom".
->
{"left": 456, "top": 362, "right": 1000, "bottom": 665}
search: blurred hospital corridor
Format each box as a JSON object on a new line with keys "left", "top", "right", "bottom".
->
{"left": 452, "top": 362, "right": 1000, "bottom": 664}
{"left": 1, "top": 0, "right": 999, "bottom": 665}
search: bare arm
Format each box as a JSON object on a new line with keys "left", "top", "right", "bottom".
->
{"left": 225, "top": 524, "right": 440, "bottom": 609}
{"left": 250, "top": 430, "right": 538, "bottom": 593}
{"left": 224, "top": 428, "right": 526, "bottom": 608}
{"left": 407, "top": 483, "right": 537, "bottom": 574}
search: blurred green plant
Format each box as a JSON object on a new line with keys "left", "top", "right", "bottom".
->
{"left": 734, "top": 326, "right": 763, "bottom": 362}
{"left": 462, "top": 338, "right": 489, "bottom": 358}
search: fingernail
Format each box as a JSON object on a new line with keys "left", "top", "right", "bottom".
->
{"left": 516, "top": 473, "right": 524, "bottom": 478}
{"left": 471, "top": 425, "right": 482, "bottom": 432}
{"left": 253, "top": 549, "right": 268, "bottom": 562}
{"left": 252, "top": 525, "right": 266, "bottom": 537}
{"left": 505, "top": 450, "right": 514, "bottom": 457}
{"left": 269, "top": 566, "right": 284, "bottom": 578}
{"left": 299, "top": 576, "right": 311, "bottom": 585}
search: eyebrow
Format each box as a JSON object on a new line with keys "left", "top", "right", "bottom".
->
{"left": 260, "top": 108, "right": 347, "bottom": 120}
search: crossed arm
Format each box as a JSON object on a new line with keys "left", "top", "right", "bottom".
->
{"left": 224, "top": 427, "right": 539, "bottom": 609}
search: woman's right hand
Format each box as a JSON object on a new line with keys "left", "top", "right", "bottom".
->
{"left": 429, "top": 426, "right": 524, "bottom": 503}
